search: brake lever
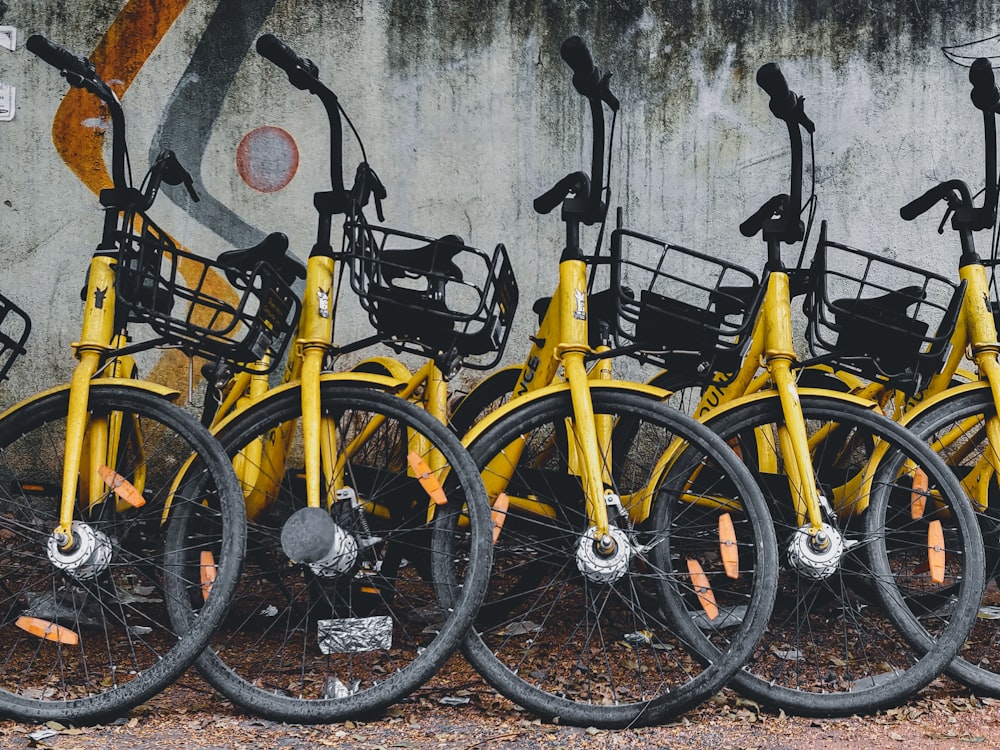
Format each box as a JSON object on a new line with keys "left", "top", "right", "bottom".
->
{"left": 936, "top": 204, "right": 953, "bottom": 235}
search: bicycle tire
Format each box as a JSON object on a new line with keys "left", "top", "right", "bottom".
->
{"left": 700, "top": 392, "right": 985, "bottom": 716}
{"left": 460, "top": 385, "right": 778, "bottom": 728}
{"left": 901, "top": 385, "right": 1000, "bottom": 695}
{"left": 448, "top": 364, "right": 521, "bottom": 436}
{"left": 0, "top": 384, "right": 246, "bottom": 724}
{"left": 180, "top": 382, "right": 492, "bottom": 723}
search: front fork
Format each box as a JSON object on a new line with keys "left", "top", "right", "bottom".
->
{"left": 55, "top": 256, "right": 118, "bottom": 546}
{"left": 761, "top": 272, "right": 826, "bottom": 535}
{"left": 300, "top": 255, "right": 337, "bottom": 512}
{"left": 557, "top": 259, "right": 614, "bottom": 549}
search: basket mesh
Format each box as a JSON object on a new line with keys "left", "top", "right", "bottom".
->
{"left": 806, "top": 221, "right": 965, "bottom": 391}
{"left": 344, "top": 216, "right": 518, "bottom": 371}
{"left": 610, "top": 227, "right": 760, "bottom": 375}
{"left": 0, "top": 291, "right": 29, "bottom": 382}
{"left": 113, "top": 210, "right": 299, "bottom": 371}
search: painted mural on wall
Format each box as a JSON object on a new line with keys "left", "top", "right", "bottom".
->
{"left": 1, "top": 0, "right": 998, "bottom": 400}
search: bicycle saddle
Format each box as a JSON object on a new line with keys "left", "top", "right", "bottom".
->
{"left": 217, "top": 232, "right": 305, "bottom": 287}
{"left": 377, "top": 235, "right": 466, "bottom": 285}
{"left": 830, "top": 285, "right": 926, "bottom": 318}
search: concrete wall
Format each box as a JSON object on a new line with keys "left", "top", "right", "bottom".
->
{"left": 0, "top": 0, "right": 996, "bottom": 402}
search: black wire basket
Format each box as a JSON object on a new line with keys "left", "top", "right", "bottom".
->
{"left": 113, "top": 210, "right": 300, "bottom": 372}
{"left": 0, "top": 291, "right": 30, "bottom": 382}
{"left": 806, "top": 221, "right": 966, "bottom": 392}
{"left": 609, "top": 227, "right": 761, "bottom": 376}
{"left": 344, "top": 216, "right": 518, "bottom": 372}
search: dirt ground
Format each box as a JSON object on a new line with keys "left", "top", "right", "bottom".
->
{"left": 3, "top": 657, "right": 1000, "bottom": 750}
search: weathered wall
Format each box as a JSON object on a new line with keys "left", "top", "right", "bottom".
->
{"left": 0, "top": 0, "right": 996, "bottom": 401}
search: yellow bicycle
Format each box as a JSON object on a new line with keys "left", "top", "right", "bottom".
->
{"left": 161, "top": 33, "right": 497, "bottom": 724}
{"left": 787, "top": 56, "right": 1000, "bottom": 698}
{"left": 0, "top": 35, "right": 259, "bottom": 725}
{"left": 204, "top": 34, "right": 784, "bottom": 729}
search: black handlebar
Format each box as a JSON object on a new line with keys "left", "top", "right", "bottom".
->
{"left": 533, "top": 172, "right": 591, "bottom": 215}
{"left": 970, "top": 57, "right": 1000, "bottom": 112}
{"left": 26, "top": 34, "right": 95, "bottom": 81}
{"left": 28, "top": 34, "right": 134, "bottom": 198}
{"left": 256, "top": 34, "right": 350, "bottom": 215}
{"left": 756, "top": 64, "right": 793, "bottom": 116}
{"left": 560, "top": 36, "right": 619, "bottom": 111}
{"left": 739, "top": 194, "right": 789, "bottom": 238}
{"left": 740, "top": 62, "right": 809, "bottom": 253}
{"left": 534, "top": 36, "right": 616, "bottom": 229}
{"left": 756, "top": 62, "right": 815, "bottom": 134}
{"left": 900, "top": 180, "right": 970, "bottom": 222}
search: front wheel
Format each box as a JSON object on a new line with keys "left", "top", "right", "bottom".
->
{"left": 460, "top": 385, "right": 778, "bottom": 728}
{"left": 0, "top": 385, "right": 246, "bottom": 724}
{"left": 181, "top": 383, "right": 492, "bottom": 723}
{"left": 701, "top": 393, "right": 985, "bottom": 717}
{"left": 902, "top": 386, "right": 1000, "bottom": 695}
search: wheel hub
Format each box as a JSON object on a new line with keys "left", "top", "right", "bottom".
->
{"left": 577, "top": 525, "right": 632, "bottom": 583}
{"left": 787, "top": 522, "right": 844, "bottom": 580}
{"left": 281, "top": 506, "right": 360, "bottom": 577}
{"left": 308, "top": 525, "right": 359, "bottom": 578}
{"left": 47, "top": 522, "right": 112, "bottom": 580}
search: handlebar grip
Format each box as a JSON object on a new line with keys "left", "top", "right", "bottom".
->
{"left": 256, "top": 33, "right": 316, "bottom": 78}
{"left": 560, "top": 36, "right": 595, "bottom": 78}
{"left": 26, "top": 34, "right": 94, "bottom": 79}
{"left": 739, "top": 194, "right": 787, "bottom": 238}
{"left": 756, "top": 62, "right": 796, "bottom": 119}
{"left": 756, "top": 62, "right": 789, "bottom": 100}
{"left": 899, "top": 180, "right": 968, "bottom": 221}
{"left": 560, "top": 35, "right": 603, "bottom": 98}
{"left": 970, "top": 57, "right": 1000, "bottom": 111}
{"left": 534, "top": 171, "right": 590, "bottom": 215}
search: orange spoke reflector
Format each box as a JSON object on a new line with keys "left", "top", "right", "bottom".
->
{"left": 727, "top": 437, "right": 743, "bottom": 461}
{"left": 200, "top": 550, "right": 217, "bottom": 602}
{"left": 910, "top": 468, "right": 929, "bottom": 520}
{"left": 491, "top": 493, "right": 509, "bottom": 544}
{"left": 686, "top": 558, "right": 718, "bottom": 621}
{"left": 718, "top": 513, "right": 739, "bottom": 579}
{"left": 15, "top": 616, "right": 79, "bottom": 646}
{"left": 407, "top": 452, "right": 447, "bottom": 505}
{"left": 927, "top": 520, "right": 945, "bottom": 584}
{"left": 99, "top": 465, "right": 145, "bottom": 508}
{"left": 360, "top": 586, "right": 379, "bottom": 595}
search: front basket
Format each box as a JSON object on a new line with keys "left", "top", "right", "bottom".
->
{"left": 113, "top": 210, "right": 300, "bottom": 371}
{"left": 805, "top": 221, "right": 965, "bottom": 392}
{"left": 610, "top": 227, "right": 760, "bottom": 376}
{"left": 344, "top": 216, "right": 518, "bottom": 371}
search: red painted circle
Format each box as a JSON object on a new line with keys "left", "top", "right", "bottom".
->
{"left": 236, "top": 125, "right": 299, "bottom": 193}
